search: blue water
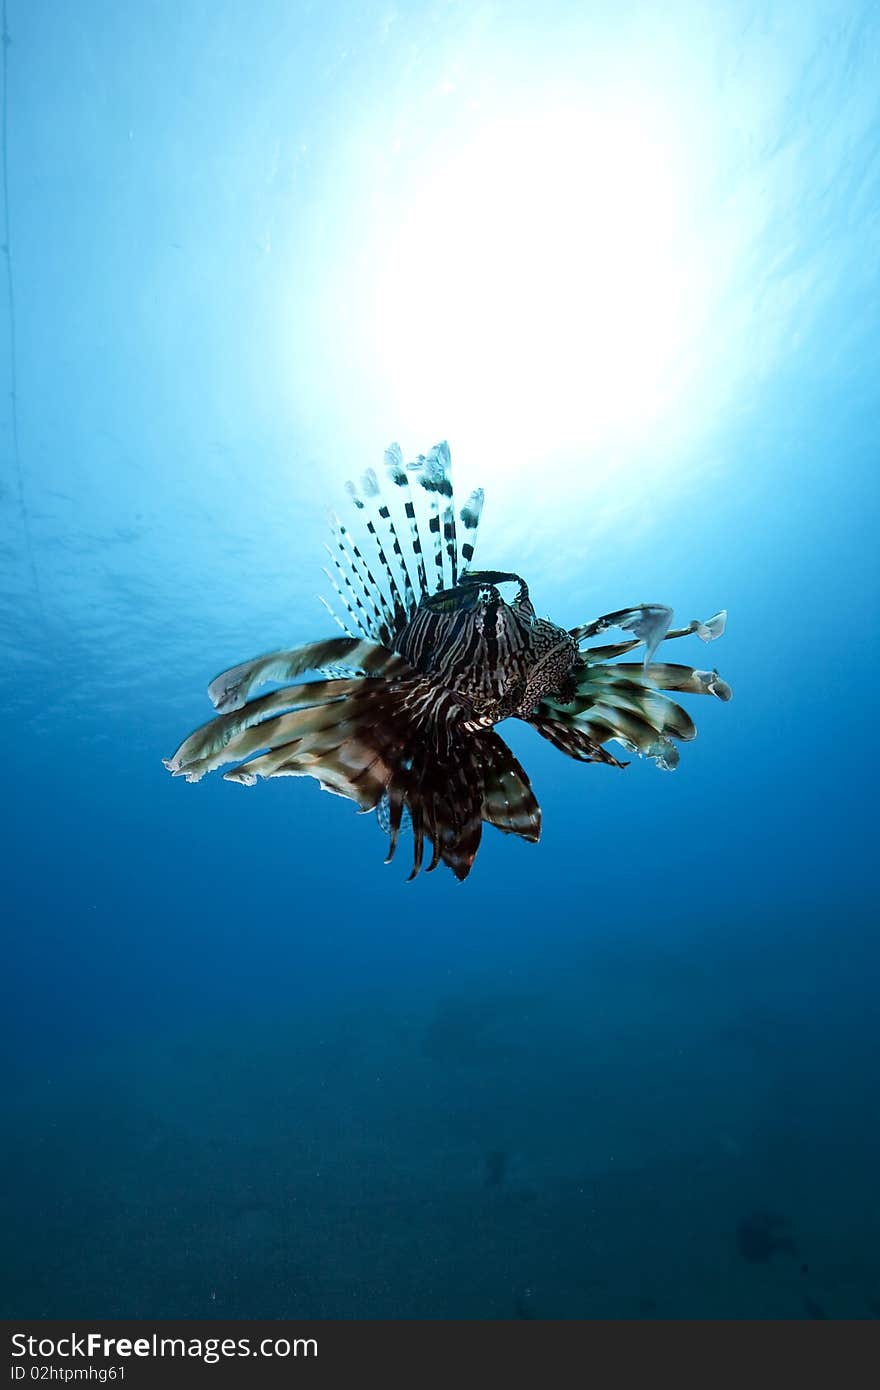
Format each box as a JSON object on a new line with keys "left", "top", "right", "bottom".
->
{"left": 1, "top": 0, "right": 877, "bottom": 1319}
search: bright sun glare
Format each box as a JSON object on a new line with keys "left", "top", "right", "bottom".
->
{"left": 368, "top": 105, "right": 712, "bottom": 487}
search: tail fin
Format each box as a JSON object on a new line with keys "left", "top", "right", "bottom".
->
{"left": 324, "top": 442, "right": 485, "bottom": 647}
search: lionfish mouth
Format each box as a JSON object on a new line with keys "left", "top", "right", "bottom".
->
{"left": 165, "top": 442, "right": 731, "bottom": 881}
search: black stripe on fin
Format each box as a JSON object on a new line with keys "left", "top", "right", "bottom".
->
{"left": 328, "top": 511, "right": 394, "bottom": 644}
{"left": 459, "top": 487, "right": 484, "bottom": 572}
{"left": 364, "top": 467, "right": 419, "bottom": 617}
{"left": 413, "top": 441, "right": 455, "bottom": 590}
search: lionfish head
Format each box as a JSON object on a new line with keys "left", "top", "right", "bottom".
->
{"left": 421, "top": 569, "right": 532, "bottom": 615}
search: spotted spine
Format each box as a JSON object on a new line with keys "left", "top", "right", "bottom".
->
{"left": 413, "top": 441, "right": 456, "bottom": 591}
{"left": 384, "top": 443, "right": 430, "bottom": 600}
{"left": 361, "top": 467, "right": 420, "bottom": 619}
{"left": 458, "top": 487, "right": 484, "bottom": 574}
{"left": 346, "top": 475, "right": 411, "bottom": 631}
{"left": 328, "top": 511, "right": 394, "bottom": 645}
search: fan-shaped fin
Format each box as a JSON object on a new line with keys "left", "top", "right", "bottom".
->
{"left": 532, "top": 646, "right": 730, "bottom": 769}
{"left": 320, "top": 556, "right": 370, "bottom": 640}
{"left": 324, "top": 442, "right": 484, "bottom": 643}
{"left": 479, "top": 736, "right": 542, "bottom": 841}
{"left": 545, "top": 670, "right": 698, "bottom": 741}
{"left": 529, "top": 718, "right": 630, "bottom": 766}
{"left": 165, "top": 678, "right": 371, "bottom": 780}
{"left": 327, "top": 511, "right": 395, "bottom": 644}
{"left": 569, "top": 604, "right": 672, "bottom": 665}
{"left": 345, "top": 475, "right": 411, "bottom": 631}
{"left": 571, "top": 607, "right": 727, "bottom": 664}
{"left": 610, "top": 662, "right": 732, "bottom": 701}
{"left": 167, "top": 659, "right": 542, "bottom": 880}
{"left": 206, "top": 637, "right": 404, "bottom": 713}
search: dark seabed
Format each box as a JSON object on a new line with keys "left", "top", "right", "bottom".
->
{"left": 1, "top": 0, "right": 878, "bottom": 1319}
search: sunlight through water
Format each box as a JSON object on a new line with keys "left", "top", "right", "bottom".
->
{"left": 371, "top": 103, "right": 710, "bottom": 483}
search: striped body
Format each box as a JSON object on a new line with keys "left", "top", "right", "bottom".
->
{"left": 165, "top": 442, "right": 731, "bottom": 880}
{"left": 396, "top": 577, "right": 578, "bottom": 726}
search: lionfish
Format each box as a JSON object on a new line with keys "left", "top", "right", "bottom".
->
{"left": 165, "top": 442, "right": 731, "bottom": 880}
